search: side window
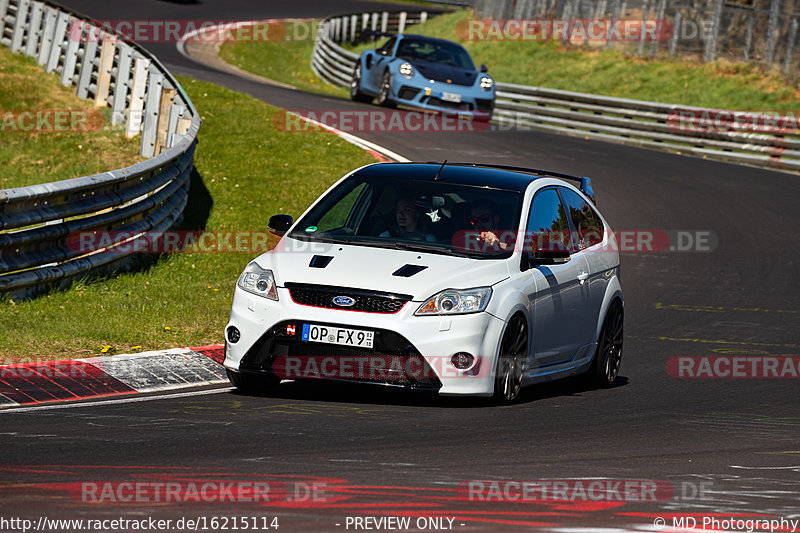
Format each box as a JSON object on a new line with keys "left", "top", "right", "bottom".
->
{"left": 525, "top": 188, "right": 570, "bottom": 255}
{"left": 379, "top": 37, "right": 397, "bottom": 56}
{"left": 559, "top": 187, "right": 604, "bottom": 250}
{"left": 316, "top": 183, "right": 368, "bottom": 233}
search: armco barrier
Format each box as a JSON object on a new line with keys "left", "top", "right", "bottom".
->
{"left": 312, "top": 10, "right": 800, "bottom": 172}
{"left": 0, "top": 0, "right": 201, "bottom": 299}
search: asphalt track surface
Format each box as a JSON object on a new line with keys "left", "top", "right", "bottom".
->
{"left": 1, "top": 1, "right": 799, "bottom": 531}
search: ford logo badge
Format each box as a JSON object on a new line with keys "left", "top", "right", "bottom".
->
{"left": 332, "top": 296, "right": 355, "bottom": 307}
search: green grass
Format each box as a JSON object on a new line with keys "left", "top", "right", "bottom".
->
{"left": 219, "top": 20, "right": 348, "bottom": 98}
{"left": 0, "top": 46, "right": 143, "bottom": 189}
{"left": 367, "top": 10, "right": 800, "bottom": 111}
{"left": 0, "top": 75, "right": 376, "bottom": 361}
{"left": 222, "top": 10, "right": 800, "bottom": 111}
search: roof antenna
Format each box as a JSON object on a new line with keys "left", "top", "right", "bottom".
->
{"left": 433, "top": 160, "right": 447, "bottom": 181}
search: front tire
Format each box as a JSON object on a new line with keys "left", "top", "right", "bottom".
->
{"left": 493, "top": 315, "right": 528, "bottom": 403}
{"left": 226, "top": 369, "right": 279, "bottom": 395}
{"left": 350, "top": 64, "right": 372, "bottom": 103}
{"left": 589, "top": 301, "right": 624, "bottom": 388}
{"left": 377, "top": 70, "right": 395, "bottom": 108}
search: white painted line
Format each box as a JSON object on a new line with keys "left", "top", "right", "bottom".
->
{"left": 0, "top": 387, "right": 234, "bottom": 414}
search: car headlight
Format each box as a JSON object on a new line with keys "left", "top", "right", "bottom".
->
{"left": 237, "top": 262, "right": 278, "bottom": 300}
{"left": 479, "top": 76, "right": 494, "bottom": 91}
{"left": 399, "top": 62, "right": 415, "bottom": 79}
{"left": 415, "top": 287, "right": 492, "bottom": 316}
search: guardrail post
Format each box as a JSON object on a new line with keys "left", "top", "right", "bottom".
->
{"left": 10, "top": 0, "right": 30, "bottom": 52}
{"left": 44, "top": 10, "right": 68, "bottom": 73}
{"left": 94, "top": 36, "right": 115, "bottom": 107}
{"left": 744, "top": 11, "right": 755, "bottom": 62}
{"left": 155, "top": 87, "right": 176, "bottom": 155}
{"left": 75, "top": 26, "right": 97, "bottom": 99}
{"left": 669, "top": 12, "right": 680, "bottom": 56}
{"left": 765, "top": 0, "right": 781, "bottom": 67}
{"left": 350, "top": 14, "right": 357, "bottom": 43}
{"left": 637, "top": 0, "right": 650, "bottom": 56}
{"left": 650, "top": 0, "right": 666, "bottom": 57}
{"left": 125, "top": 56, "right": 149, "bottom": 138}
{"left": 704, "top": 0, "right": 723, "bottom": 62}
{"left": 166, "top": 103, "right": 185, "bottom": 148}
{"left": 140, "top": 69, "right": 164, "bottom": 157}
{"left": 111, "top": 43, "right": 133, "bottom": 125}
{"left": 380, "top": 12, "right": 388, "bottom": 34}
{"left": 0, "top": 0, "right": 9, "bottom": 39}
{"left": 370, "top": 13, "right": 378, "bottom": 33}
{"left": 607, "top": 0, "right": 620, "bottom": 49}
{"left": 783, "top": 18, "right": 798, "bottom": 73}
{"left": 60, "top": 17, "right": 79, "bottom": 86}
{"left": 398, "top": 12, "right": 407, "bottom": 34}
{"left": 23, "top": 0, "right": 42, "bottom": 57}
{"left": 420, "top": 12, "right": 427, "bottom": 24}
{"left": 36, "top": 6, "right": 55, "bottom": 65}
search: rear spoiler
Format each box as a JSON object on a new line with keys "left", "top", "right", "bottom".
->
{"left": 446, "top": 162, "right": 597, "bottom": 205}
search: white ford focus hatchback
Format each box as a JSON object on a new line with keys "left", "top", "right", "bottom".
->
{"left": 224, "top": 162, "right": 623, "bottom": 402}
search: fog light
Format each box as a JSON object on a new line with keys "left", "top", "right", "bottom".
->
{"left": 227, "top": 326, "right": 241, "bottom": 344}
{"left": 451, "top": 352, "right": 474, "bottom": 370}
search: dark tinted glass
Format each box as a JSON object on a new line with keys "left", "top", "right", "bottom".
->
{"left": 559, "top": 187, "right": 604, "bottom": 250}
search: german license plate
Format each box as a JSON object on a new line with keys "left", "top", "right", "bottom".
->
{"left": 441, "top": 91, "right": 462, "bottom": 103}
{"left": 301, "top": 324, "right": 374, "bottom": 348}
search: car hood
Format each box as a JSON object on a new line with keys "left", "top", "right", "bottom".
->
{"left": 254, "top": 239, "right": 510, "bottom": 300}
{"left": 407, "top": 59, "right": 478, "bottom": 87}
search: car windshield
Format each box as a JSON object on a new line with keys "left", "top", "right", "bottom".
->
{"left": 396, "top": 38, "right": 476, "bottom": 70}
{"left": 288, "top": 175, "right": 523, "bottom": 259}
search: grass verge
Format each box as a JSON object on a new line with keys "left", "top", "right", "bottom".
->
{"left": 219, "top": 20, "right": 348, "bottom": 99}
{"left": 0, "top": 75, "right": 377, "bottom": 361}
{"left": 0, "top": 46, "right": 143, "bottom": 189}
{"left": 222, "top": 10, "right": 800, "bottom": 111}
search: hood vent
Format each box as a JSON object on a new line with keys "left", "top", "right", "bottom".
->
{"left": 392, "top": 264, "right": 428, "bottom": 277}
{"left": 309, "top": 255, "right": 334, "bottom": 268}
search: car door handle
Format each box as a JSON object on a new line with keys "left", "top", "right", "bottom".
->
{"left": 577, "top": 271, "right": 589, "bottom": 285}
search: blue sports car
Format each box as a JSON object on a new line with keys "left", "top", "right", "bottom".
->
{"left": 350, "top": 34, "right": 495, "bottom": 116}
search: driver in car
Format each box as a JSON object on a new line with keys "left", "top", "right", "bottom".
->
{"left": 380, "top": 197, "right": 436, "bottom": 242}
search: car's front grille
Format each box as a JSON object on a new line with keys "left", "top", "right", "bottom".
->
{"left": 285, "top": 283, "right": 412, "bottom": 314}
{"left": 425, "top": 96, "right": 473, "bottom": 111}
{"left": 240, "top": 321, "right": 442, "bottom": 390}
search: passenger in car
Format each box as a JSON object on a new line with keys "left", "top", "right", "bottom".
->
{"left": 468, "top": 199, "right": 515, "bottom": 251}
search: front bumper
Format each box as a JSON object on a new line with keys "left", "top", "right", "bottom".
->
{"left": 224, "top": 286, "right": 506, "bottom": 396}
{"left": 392, "top": 77, "right": 495, "bottom": 116}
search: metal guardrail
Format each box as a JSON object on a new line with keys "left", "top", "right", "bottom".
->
{"left": 311, "top": 10, "right": 434, "bottom": 87}
{"left": 312, "top": 10, "right": 800, "bottom": 172}
{"left": 0, "top": 0, "right": 201, "bottom": 299}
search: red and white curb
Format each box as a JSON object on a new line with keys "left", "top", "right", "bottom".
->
{"left": 0, "top": 345, "right": 226, "bottom": 408}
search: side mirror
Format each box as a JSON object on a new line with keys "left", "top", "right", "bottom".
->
{"left": 480, "top": 64, "right": 489, "bottom": 73}
{"left": 268, "top": 214, "right": 293, "bottom": 237}
{"left": 524, "top": 241, "right": 571, "bottom": 268}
